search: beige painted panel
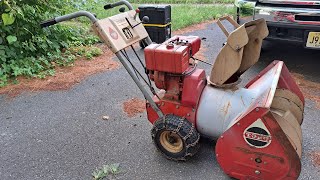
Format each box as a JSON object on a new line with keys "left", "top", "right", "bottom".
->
{"left": 209, "top": 17, "right": 248, "bottom": 85}
{"left": 274, "top": 89, "right": 304, "bottom": 110}
{"left": 238, "top": 19, "right": 269, "bottom": 73}
{"left": 272, "top": 112, "right": 302, "bottom": 158}
{"left": 92, "top": 10, "right": 148, "bottom": 53}
{"left": 209, "top": 47, "right": 244, "bottom": 85}
{"left": 271, "top": 89, "right": 304, "bottom": 125}
{"left": 283, "top": 111, "right": 303, "bottom": 141}
{"left": 226, "top": 25, "right": 249, "bottom": 51}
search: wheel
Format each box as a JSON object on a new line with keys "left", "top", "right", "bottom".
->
{"left": 151, "top": 114, "right": 200, "bottom": 161}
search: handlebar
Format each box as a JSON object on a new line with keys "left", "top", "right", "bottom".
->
{"left": 104, "top": 0, "right": 133, "bottom": 10}
{"left": 40, "top": 11, "right": 97, "bottom": 28}
{"left": 40, "top": 0, "right": 134, "bottom": 28}
{"left": 40, "top": 18, "right": 57, "bottom": 28}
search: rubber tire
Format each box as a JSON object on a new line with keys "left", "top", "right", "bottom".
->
{"left": 151, "top": 114, "right": 200, "bottom": 161}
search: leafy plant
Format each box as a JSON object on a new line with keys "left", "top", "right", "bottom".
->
{"left": 0, "top": 0, "right": 100, "bottom": 87}
{"left": 109, "top": 163, "right": 120, "bottom": 174}
{"left": 69, "top": 45, "right": 102, "bottom": 60}
{"left": 239, "top": 1, "right": 254, "bottom": 16}
{"left": 92, "top": 163, "right": 121, "bottom": 180}
{"left": 92, "top": 168, "right": 106, "bottom": 180}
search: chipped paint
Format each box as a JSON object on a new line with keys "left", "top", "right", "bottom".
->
{"left": 223, "top": 101, "right": 232, "bottom": 117}
{"left": 240, "top": 96, "right": 246, "bottom": 107}
{"left": 236, "top": 146, "right": 285, "bottom": 163}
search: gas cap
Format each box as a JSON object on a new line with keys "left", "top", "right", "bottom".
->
{"left": 166, "top": 44, "right": 174, "bottom": 49}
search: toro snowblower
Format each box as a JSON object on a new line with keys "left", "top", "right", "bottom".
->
{"left": 41, "top": 1, "right": 305, "bottom": 179}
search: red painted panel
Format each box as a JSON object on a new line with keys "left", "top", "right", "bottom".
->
{"left": 181, "top": 69, "right": 206, "bottom": 107}
{"left": 245, "top": 60, "right": 304, "bottom": 105}
{"left": 277, "top": 63, "right": 305, "bottom": 105}
{"left": 245, "top": 61, "right": 280, "bottom": 88}
{"left": 144, "top": 44, "right": 161, "bottom": 71}
{"left": 216, "top": 108, "right": 301, "bottom": 179}
{"left": 144, "top": 44, "right": 190, "bottom": 74}
{"left": 165, "top": 35, "right": 201, "bottom": 56}
{"left": 146, "top": 99, "right": 195, "bottom": 125}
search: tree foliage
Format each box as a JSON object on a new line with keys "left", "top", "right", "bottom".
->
{"left": 0, "top": 0, "right": 99, "bottom": 86}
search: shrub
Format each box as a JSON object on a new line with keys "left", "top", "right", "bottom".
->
{"left": 0, "top": 0, "right": 99, "bottom": 87}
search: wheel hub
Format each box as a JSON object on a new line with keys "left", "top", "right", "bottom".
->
{"left": 159, "top": 131, "right": 183, "bottom": 153}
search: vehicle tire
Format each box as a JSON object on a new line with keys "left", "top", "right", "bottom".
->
{"left": 151, "top": 114, "right": 200, "bottom": 161}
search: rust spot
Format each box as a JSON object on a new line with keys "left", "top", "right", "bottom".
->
{"left": 230, "top": 85, "right": 239, "bottom": 92}
{"left": 223, "top": 101, "right": 231, "bottom": 117}
{"left": 240, "top": 96, "right": 245, "bottom": 107}
{"left": 123, "top": 98, "right": 146, "bottom": 118}
{"left": 236, "top": 147, "right": 285, "bottom": 163}
{"left": 310, "top": 151, "right": 320, "bottom": 166}
{"left": 292, "top": 73, "right": 320, "bottom": 109}
{"left": 262, "top": 114, "right": 301, "bottom": 171}
{"left": 0, "top": 45, "right": 119, "bottom": 98}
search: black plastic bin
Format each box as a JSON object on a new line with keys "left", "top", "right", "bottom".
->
{"left": 139, "top": 4, "right": 171, "bottom": 44}
{"left": 145, "top": 24, "right": 171, "bottom": 44}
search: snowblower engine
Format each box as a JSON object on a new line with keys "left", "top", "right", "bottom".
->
{"left": 144, "top": 36, "right": 206, "bottom": 125}
{"left": 144, "top": 19, "right": 305, "bottom": 179}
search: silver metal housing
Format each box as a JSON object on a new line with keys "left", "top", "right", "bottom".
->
{"left": 196, "top": 62, "right": 282, "bottom": 139}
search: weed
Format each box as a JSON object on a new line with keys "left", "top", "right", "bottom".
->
{"left": 92, "top": 163, "right": 121, "bottom": 180}
{"left": 69, "top": 46, "right": 102, "bottom": 60}
{"left": 92, "top": 168, "right": 106, "bottom": 180}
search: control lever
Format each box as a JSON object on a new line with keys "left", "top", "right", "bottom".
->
{"left": 119, "top": 7, "right": 126, "bottom": 12}
{"left": 141, "top": 16, "right": 150, "bottom": 23}
{"left": 126, "top": 16, "right": 149, "bottom": 29}
{"left": 134, "top": 9, "right": 140, "bottom": 20}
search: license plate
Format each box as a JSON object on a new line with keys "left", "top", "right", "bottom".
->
{"left": 306, "top": 32, "right": 320, "bottom": 48}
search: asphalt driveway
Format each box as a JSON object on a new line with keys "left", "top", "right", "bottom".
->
{"left": 0, "top": 21, "right": 319, "bottom": 180}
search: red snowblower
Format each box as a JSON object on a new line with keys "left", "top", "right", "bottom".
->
{"left": 41, "top": 1, "right": 305, "bottom": 179}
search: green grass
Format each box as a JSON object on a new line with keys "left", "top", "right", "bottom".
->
{"left": 79, "top": 1, "right": 234, "bottom": 30}
{"left": 171, "top": 5, "right": 233, "bottom": 30}
{"left": 130, "top": 0, "right": 234, "bottom": 4}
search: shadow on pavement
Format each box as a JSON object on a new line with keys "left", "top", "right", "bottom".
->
{"left": 260, "top": 41, "right": 320, "bottom": 83}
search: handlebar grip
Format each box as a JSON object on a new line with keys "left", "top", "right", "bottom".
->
{"left": 40, "top": 18, "right": 57, "bottom": 28}
{"left": 104, "top": 1, "right": 133, "bottom": 11}
{"left": 104, "top": 4, "right": 113, "bottom": 10}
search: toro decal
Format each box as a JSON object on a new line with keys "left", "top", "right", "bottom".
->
{"left": 109, "top": 27, "right": 118, "bottom": 40}
{"left": 243, "top": 119, "right": 272, "bottom": 148}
